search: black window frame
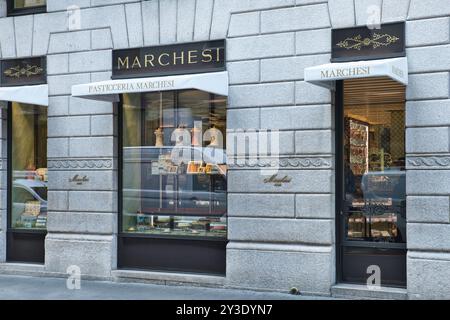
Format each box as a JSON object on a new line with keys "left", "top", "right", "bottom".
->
{"left": 7, "top": 0, "right": 46, "bottom": 16}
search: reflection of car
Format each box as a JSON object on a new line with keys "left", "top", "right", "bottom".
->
{"left": 361, "top": 168, "right": 406, "bottom": 203}
{"left": 123, "top": 146, "right": 227, "bottom": 215}
{"left": 12, "top": 179, "right": 48, "bottom": 219}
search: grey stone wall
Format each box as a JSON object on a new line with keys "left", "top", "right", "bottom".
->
{"left": 0, "top": 0, "right": 447, "bottom": 298}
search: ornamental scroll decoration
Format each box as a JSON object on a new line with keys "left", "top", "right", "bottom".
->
{"left": 228, "top": 157, "right": 332, "bottom": 169}
{"left": 336, "top": 33, "right": 400, "bottom": 51}
{"left": 407, "top": 156, "right": 450, "bottom": 168}
{"left": 3, "top": 64, "right": 44, "bottom": 78}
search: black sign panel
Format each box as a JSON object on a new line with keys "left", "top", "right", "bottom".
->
{"left": 112, "top": 40, "right": 226, "bottom": 79}
{"left": 0, "top": 57, "right": 47, "bottom": 87}
{"left": 332, "top": 22, "right": 405, "bottom": 62}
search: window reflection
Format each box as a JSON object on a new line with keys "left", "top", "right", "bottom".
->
{"left": 11, "top": 102, "right": 48, "bottom": 230}
{"left": 13, "top": 0, "right": 46, "bottom": 9}
{"left": 121, "top": 90, "right": 227, "bottom": 238}
{"left": 343, "top": 77, "right": 406, "bottom": 243}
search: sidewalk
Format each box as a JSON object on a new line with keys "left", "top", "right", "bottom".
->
{"left": 0, "top": 275, "right": 334, "bottom": 300}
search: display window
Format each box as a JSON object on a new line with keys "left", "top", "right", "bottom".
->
{"left": 7, "top": 0, "right": 46, "bottom": 15}
{"left": 9, "top": 102, "right": 48, "bottom": 231}
{"left": 337, "top": 77, "right": 407, "bottom": 287}
{"left": 120, "top": 90, "right": 227, "bottom": 239}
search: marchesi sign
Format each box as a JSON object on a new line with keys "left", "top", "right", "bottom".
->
{"left": 0, "top": 57, "right": 46, "bottom": 87}
{"left": 112, "top": 40, "right": 225, "bottom": 79}
{"left": 332, "top": 22, "right": 405, "bottom": 62}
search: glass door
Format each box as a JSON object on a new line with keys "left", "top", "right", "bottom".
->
{"left": 337, "top": 77, "right": 407, "bottom": 287}
{"left": 7, "top": 102, "right": 47, "bottom": 263}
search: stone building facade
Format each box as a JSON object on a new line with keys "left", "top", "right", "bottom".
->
{"left": 0, "top": 0, "right": 448, "bottom": 300}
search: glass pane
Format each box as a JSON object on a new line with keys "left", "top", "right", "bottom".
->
{"left": 122, "top": 90, "right": 227, "bottom": 238}
{"left": 11, "top": 102, "right": 48, "bottom": 230}
{"left": 343, "top": 77, "right": 406, "bottom": 244}
{"left": 14, "top": 0, "right": 46, "bottom": 9}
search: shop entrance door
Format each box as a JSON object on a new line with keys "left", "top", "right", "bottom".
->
{"left": 336, "top": 77, "right": 407, "bottom": 287}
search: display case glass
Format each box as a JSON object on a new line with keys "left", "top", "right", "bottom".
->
{"left": 343, "top": 78, "right": 406, "bottom": 244}
{"left": 10, "top": 102, "right": 48, "bottom": 230}
{"left": 13, "top": 0, "right": 46, "bottom": 9}
{"left": 121, "top": 90, "right": 227, "bottom": 239}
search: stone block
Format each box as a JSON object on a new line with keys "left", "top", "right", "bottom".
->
{"left": 91, "top": 114, "right": 115, "bottom": 136}
{"left": 406, "top": 100, "right": 450, "bottom": 127}
{"left": 48, "top": 116, "right": 91, "bottom": 137}
{"left": 48, "top": 30, "right": 91, "bottom": 54}
{"left": 227, "top": 60, "right": 260, "bottom": 85}
{"left": 408, "top": 0, "right": 450, "bottom": 19}
{"left": 69, "top": 137, "right": 115, "bottom": 157}
{"left": 296, "top": 29, "right": 331, "bottom": 55}
{"left": 406, "top": 73, "right": 449, "bottom": 100}
{"left": 229, "top": 82, "right": 295, "bottom": 108}
{"left": 142, "top": 0, "right": 160, "bottom": 46}
{"left": 328, "top": 0, "right": 355, "bottom": 29}
{"left": 406, "top": 18, "right": 450, "bottom": 47}
{"left": 160, "top": 0, "right": 177, "bottom": 44}
{"left": 177, "top": 0, "right": 196, "bottom": 42}
{"left": 408, "top": 223, "right": 450, "bottom": 251}
{"left": 48, "top": 138, "right": 69, "bottom": 158}
{"left": 125, "top": 3, "right": 144, "bottom": 48}
{"left": 48, "top": 73, "right": 91, "bottom": 96}
{"left": 260, "top": 4, "right": 330, "bottom": 33}
{"left": 295, "top": 81, "right": 332, "bottom": 104}
{"left": 47, "top": 212, "right": 116, "bottom": 234}
{"left": 227, "top": 108, "right": 260, "bottom": 130}
{"left": 69, "top": 50, "right": 112, "bottom": 73}
{"left": 14, "top": 15, "right": 33, "bottom": 57}
{"left": 47, "top": 0, "right": 90, "bottom": 11}
{"left": 45, "top": 234, "right": 115, "bottom": 277}
{"left": 48, "top": 191, "right": 69, "bottom": 211}
{"left": 227, "top": 242, "right": 334, "bottom": 295}
{"left": 296, "top": 194, "right": 334, "bottom": 219}
{"left": 0, "top": 18, "right": 15, "bottom": 58}
{"left": 228, "top": 169, "right": 332, "bottom": 193}
{"left": 47, "top": 54, "right": 69, "bottom": 75}
{"left": 227, "top": 33, "right": 295, "bottom": 61}
{"left": 48, "top": 170, "right": 116, "bottom": 191}
{"left": 261, "top": 105, "right": 332, "bottom": 130}
{"left": 407, "top": 170, "right": 450, "bottom": 195}
{"left": 229, "top": 217, "right": 334, "bottom": 244}
{"left": 91, "top": 28, "right": 113, "bottom": 50}
{"left": 407, "top": 196, "right": 450, "bottom": 223}
{"left": 228, "top": 12, "right": 260, "bottom": 37}
{"left": 69, "top": 97, "right": 113, "bottom": 115}
{"left": 260, "top": 54, "right": 330, "bottom": 82}
{"left": 48, "top": 96, "right": 69, "bottom": 117}
{"left": 406, "top": 127, "right": 449, "bottom": 153}
{"left": 382, "top": 0, "right": 410, "bottom": 23}
{"left": 354, "top": 0, "right": 383, "bottom": 26}
{"left": 68, "top": 190, "right": 116, "bottom": 212}
{"left": 408, "top": 251, "right": 450, "bottom": 299}
{"left": 228, "top": 193, "right": 295, "bottom": 218}
{"left": 295, "top": 130, "right": 333, "bottom": 154}
{"left": 193, "top": 0, "right": 214, "bottom": 41}
{"left": 408, "top": 45, "right": 450, "bottom": 74}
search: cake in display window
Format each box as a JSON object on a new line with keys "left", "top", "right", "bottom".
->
{"left": 121, "top": 90, "right": 227, "bottom": 239}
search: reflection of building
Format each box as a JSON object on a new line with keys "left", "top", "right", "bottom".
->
{"left": 0, "top": 0, "right": 449, "bottom": 300}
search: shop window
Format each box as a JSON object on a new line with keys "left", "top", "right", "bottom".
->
{"left": 9, "top": 102, "right": 48, "bottom": 230}
{"left": 342, "top": 77, "right": 406, "bottom": 244}
{"left": 120, "top": 90, "right": 227, "bottom": 239}
{"left": 7, "top": 0, "right": 46, "bottom": 15}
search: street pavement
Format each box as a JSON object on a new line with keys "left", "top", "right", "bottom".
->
{"left": 0, "top": 274, "right": 335, "bottom": 300}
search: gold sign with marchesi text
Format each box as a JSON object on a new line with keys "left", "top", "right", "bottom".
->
{"left": 112, "top": 40, "right": 225, "bottom": 79}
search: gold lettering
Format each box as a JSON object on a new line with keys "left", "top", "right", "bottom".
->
{"left": 132, "top": 56, "right": 142, "bottom": 69}
{"left": 117, "top": 57, "right": 129, "bottom": 70}
{"left": 173, "top": 51, "right": 185, "bottom": 65}
{"left": 201, "top": 49, "right": 213, "bottom": 63}
{"left": 158, "top": 53, "right": 170, "bottom": 66}
{"left": 145, "top": 54, "right": 155, "bottom": 67}
{"left": 188, "top": 50, "right": 199, "bottom": 64}
{"left": 216, "top": 47, "right": 221, "bottom": 62}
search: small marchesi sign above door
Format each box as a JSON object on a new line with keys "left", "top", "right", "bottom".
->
{"left": 112, "top": 40, "right": 226, "bottom": 79}
{"left": 332, "top": 22, "right": 405, "bottom": 62}
{"left": 0, "top": 57, "right": 47, "bottom": 87}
